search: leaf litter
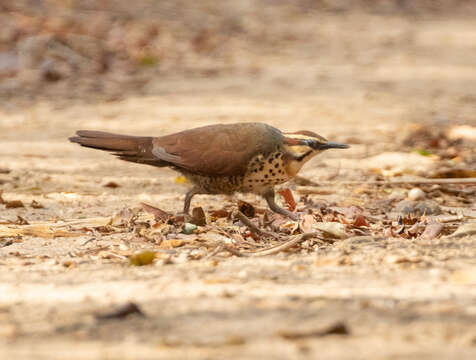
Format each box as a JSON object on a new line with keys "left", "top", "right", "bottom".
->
{"left": 0, "top": 123, "right": 473, "bottom": 266}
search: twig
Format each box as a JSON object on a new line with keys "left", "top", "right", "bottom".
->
{"left": 207, "top": 244, "right": 224, "bottom": 258}
{"left": 233, "top": 210, "right": 279, "bottom": 239}
{"left": 80, "top": 237, "right": 96, "bottom": 246}
{"left": 223, "top": 232, "right": 317, "bottom": 257}
{"left": 297, "top": 178, "right": 476, "bottom": 190}
{"left": 433, "top": 214, "right": 464, "bottom": 223}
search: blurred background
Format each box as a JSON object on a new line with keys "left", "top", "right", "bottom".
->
{"left": 1, "top": 0, "right": 475, "bottom": 181}
{"left": 1, "top": 0, "right": 476, "bottom": 111}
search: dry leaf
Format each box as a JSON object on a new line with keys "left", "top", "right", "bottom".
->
{"left": 103, "top": 181, "right": 120, "bottom": 188}
{"left": 278, "top": 188, "right": 296, "bottom": 211}
{"left": 141, "top": 202, "right": 170, "bottom": 221}
{"left": 0, "top": 191, "right": 24, "bottom": 208}
{"left": 299, "top": 214, "right": 316, "bottom": 233}
{"left": 421, "top": 222, "right": 444, "bottom": 239}
{"left": 313, "top": 222, "right": 347, "bottom": 239}
{"left": 191, "top": 207, "right": 207, "bottom": 226}
{"left": 5, "top": 200, "right": 24, "bottom": 209}
{"left": 431, "top": 169, "right": 476, "bottom": 178}
{"left": 278, "top": 322, "right": 349, "bottom": 339}
{"left": 30, "top": 200, "right": 44, "bottom": 209}
{"left": 209, "top": 209, "right": 229, "bottom": 219}
{"left": 238, "top": 200, "right": 255, "bottom": 218}
{"left": 159, "top": 239, "right": 184, "bottom": 249}
{"left": 96, "top": 302, "right": 145, "bottom": 320}
{"left": 353, "top": 215, "right": 369, "bottom": 228}
{"left": 15, "top": 216, "right": 29, "bottom": 225}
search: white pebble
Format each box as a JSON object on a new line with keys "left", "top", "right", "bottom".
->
{"left": 408, "top": 188, "right": 425, "bottom": 201}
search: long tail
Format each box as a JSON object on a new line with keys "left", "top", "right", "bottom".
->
{"left": 69, "top": 130, "right": 166, "bottom": 166}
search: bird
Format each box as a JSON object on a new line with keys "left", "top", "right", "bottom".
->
{"left": 69, "top": 122, "right": 349, "bottom": 220}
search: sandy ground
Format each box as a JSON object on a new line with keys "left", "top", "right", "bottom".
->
{"left": 1, "top": 9, "right": 476, "bottom": 360}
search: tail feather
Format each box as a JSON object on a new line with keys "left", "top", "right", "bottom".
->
{"left": 69, "top": 130, "right": 166, "bottom": 167}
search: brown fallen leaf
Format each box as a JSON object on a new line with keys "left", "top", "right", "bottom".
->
{"left": 431, "top": 169, "right": 476, "bottom": 178}
{"left": 238, "top": 200, "right": 255, "bottom": 218}
{"left": 0, "top": 191, "right": 24, "bottom": 208}
{"left": 278, "top": 322, "right": 350, "bottom": 340}
{"left": 191, "top": 207, "right": 207, "bottom": 226}
{"left": 209, "top": 209, "right": 230, "bottom": 219}
{"left": 330, "top": 205, "right": 364, "bottom": 220}
{"left": 30, "top": 200, "right": 44, "bottom": 209}
{"left": 353, "top": 215, "right": 369, "bottom": 227}
{"left": 5, "top": 200, "right": 24, "bottom": 209}
{"left": 421, "top": 222, "right": 444, "bottom": 240}
{"left": 299, "top": 214, "right": 316, "bottom": 233}
{"left": 159, "top": 239, "right": 184, "bottom": 249}
{"left": 141, "top": 202, "right": 170, "bottom": 222}
{"left": 15, "top": 216, "right": 29, "bottom": 225}
{"left": 278, "top": 188, "right": 296, "bottom": 212}
{"left": 103, "top": 181, "right": 120, "bottom": 188}
{"left": 96, "top": 302, "right": 145, "bottom": 320}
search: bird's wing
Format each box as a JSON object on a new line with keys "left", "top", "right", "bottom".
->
{"left": 151, "top": 123, "right": 283, "bottom": 176}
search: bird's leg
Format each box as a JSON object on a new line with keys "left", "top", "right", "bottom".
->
{"left": 183, "top": 187, "right": 202, "bottom": 214}
{"left": 263, "top": 190, "right": 299, "bottom": 221}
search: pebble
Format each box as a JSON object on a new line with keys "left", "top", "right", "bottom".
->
{"left": 408, "top": 188, "right": 425, "bottom": 201}
{"left": 182, "top": 223, "right": 197, "bottom": 234}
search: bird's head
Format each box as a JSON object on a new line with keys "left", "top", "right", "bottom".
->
{"left": 282, "top": 130, "right": 349, "bottom": 177}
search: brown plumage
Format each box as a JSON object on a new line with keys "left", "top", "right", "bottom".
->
{"left": 69, "top": 122, "right": 348, "bottom": 219}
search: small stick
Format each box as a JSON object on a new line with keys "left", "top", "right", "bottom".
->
{"left": 207, "top": 244, "right": 225, "bottom": 258}
{"left": 297, "top": 177, "right": 476, "bottom": 190}
{"left": 80, "top": 237, "right": 96, "bottom": 246}
{"left": 223, "top": 232, "right": 317, "bottom": 257}
{"left": 232, "top": 210, "right": 279, "bottom": 239}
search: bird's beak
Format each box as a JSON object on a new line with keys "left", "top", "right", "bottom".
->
{"left": 319, "top": 141, "right": 349, "bottom": 150}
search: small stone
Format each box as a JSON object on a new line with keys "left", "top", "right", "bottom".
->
{"left": 408, "top": 188, "right": 425, "bottom": 201}
{"left": 182, "top": 223, "right": 197, "bottom": 234}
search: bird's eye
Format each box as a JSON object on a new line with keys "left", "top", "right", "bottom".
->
{"left": 302, "top": 139, "right": 316, "bottom": 148}
{"left": 309, "top": 140, "right": 320, "bottom": 149}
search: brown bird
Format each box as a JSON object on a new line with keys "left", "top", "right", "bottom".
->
{"left": 69, "top": 122, "right": 348, "bottom": 220}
